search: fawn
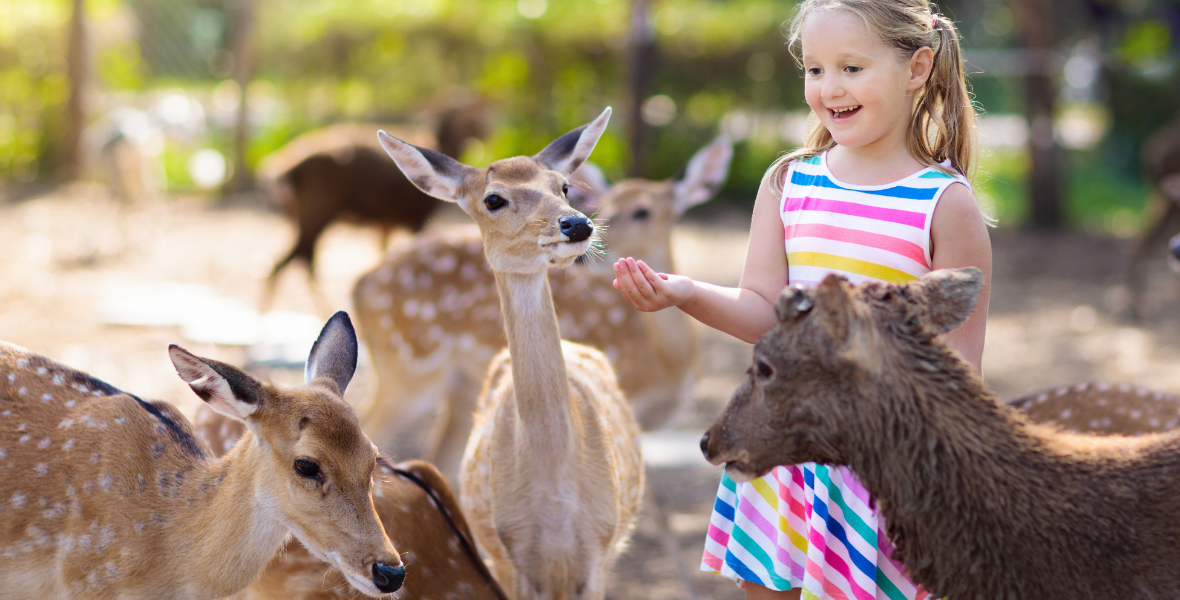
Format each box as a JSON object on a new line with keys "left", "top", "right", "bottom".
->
{"left": 0, "top": 312, "right": 403, "bottom": 599}
{"left": 377, "top": 107, "right": 644, "bottom": 600}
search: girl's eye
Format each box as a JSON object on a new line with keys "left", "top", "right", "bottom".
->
{"left": 845, "top": 66, "right": 861, "bottom": 73}
{"left": 484, "top": 194, "right": 508, "bottom": 211}
{"left": 807, "top": 67, "right": 822, "bottom": 76}
{"left": 294, "top": 458, "right": 320, "bottom": 480}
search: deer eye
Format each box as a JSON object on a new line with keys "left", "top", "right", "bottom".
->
{"left": 484, "top": 194, "right": 508, "bottom": 211}
{"left": 294, "top": 458, "right": 320, "bottom": 479}
{"left": 754, "top": 359, "right": 774, "bottom": 381}
{"left": 562, "top": 183, "right": 570, "bottom": 196}
{"left": 632, "top": 207, "right": 650, "bottom": 221}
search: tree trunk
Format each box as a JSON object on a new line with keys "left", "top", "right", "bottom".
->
{"left": 62, "top": 0, "right": 87, "bottom": 182}
{"left": 222, "top": 0, "right": 256, "bottom": 197}
{"left": 627, "top": 0, "right": 656, "bottom": 177}
{"left": 1011, "top": 0, "right": 1064, "bottom": 230}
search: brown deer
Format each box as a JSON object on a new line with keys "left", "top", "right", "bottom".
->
{"left": 261, "top": 100, "right": 491, "bottom": 307}
{"left": 1126, "top": 117, "right": 1180, "bottom": 318}
{"left": 377, "top": 108, "right": 645, "bottom": 600}
{"left": 1008, "top": 381, "right": 1180, "bottom": 436}
{"left": 701, "top": 268, "right": 1180, "bottom": 600}
{"left": 0, "top": 312, "right": 404, "bottom": 599}
{"left": 353, "top": 137, "right": 732, "bottom": 477}
{"left": 193, "top": 407, "right": 507, "bottom": 600}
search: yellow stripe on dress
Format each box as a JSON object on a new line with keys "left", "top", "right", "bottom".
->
{"left": 789, "top": 251, "right": 920, "bottom": 284}
{"left": 751, "top": 473, "right": 810, "bottom": 554}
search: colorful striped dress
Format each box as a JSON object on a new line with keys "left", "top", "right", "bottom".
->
{"left": 700, "top": 152, "right": 968, "bottom": 600}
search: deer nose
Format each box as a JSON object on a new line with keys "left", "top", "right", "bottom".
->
{"left": 699, "top": 432, "right": 711, "bottom": 458}
{"left": 372, "top": 561, "right": 406, "bottom": 593}
{"left": 559, "top": 216, "right": 593, "bottom": 242}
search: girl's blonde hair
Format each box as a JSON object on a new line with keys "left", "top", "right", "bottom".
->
{"left": 766, "top": 0, "right": 979, "bottom": 198}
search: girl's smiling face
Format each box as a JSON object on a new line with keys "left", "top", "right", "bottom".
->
{"left": 800, "top": 10, "right": 930, "bottom": 153}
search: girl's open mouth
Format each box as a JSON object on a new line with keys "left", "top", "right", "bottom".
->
{"left": 830, "top": 105, "right": 861, "bottom": 121}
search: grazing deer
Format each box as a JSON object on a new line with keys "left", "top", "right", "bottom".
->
{"left": 701, "top": 268, "right": 1180, "bottom": 600}
{"left": 377, "top": 108, "right": 645, "bottom": 600}
{"left": 0, "top": 312, "right": 404, "bottom": 599}
{"left": 1126, "top": 117, "right": 1180, "bottom": 317}
{"left": 261, "top": 100, "right": 491, "bottom": 307}
{"left": 1008, "top": 381, "right": 1180, "bottom": 436}
{"left": 195, "top": 407, "right": 507, "bottom": 600}
{"left": 353, "top": 137, "right": 732, "bottom": 477}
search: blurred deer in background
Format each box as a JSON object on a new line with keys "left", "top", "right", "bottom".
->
{"left": 1126, "top": 117, "right": 1180, "bottom": 318}
{"left": 378, "top": 107, "right": 644, "bottom": 600}
{"left": 260, "top": 99, "right": 492, "bottom": 308}
{"left": 353, "top": 136, "right": 732, "bottom": 479}
{"left": 194, "top": 408, "right": 508, "bottom": 600}
{"left": 1009, "top": 381, "right": 1180, "bottom": 436}
{"left": 0, "top": 312, "right": 404, "bottom": 599}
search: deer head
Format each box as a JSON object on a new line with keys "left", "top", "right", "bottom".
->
{"left": 170, "top": 312, "right": 403, "bottom": 596}
{"left": 700, "top": 268, "right": 983, "bottom": 481}
{"left": 377, "top": 108, "right": 611, "bottom": 275}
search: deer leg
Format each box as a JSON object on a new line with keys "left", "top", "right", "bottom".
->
{"left": 1128, "top": 195, "right": 1180, "bottom": 319}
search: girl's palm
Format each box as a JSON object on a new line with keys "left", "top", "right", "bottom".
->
{"left": 613, "top": 258, "right": 693, "bottom": 312}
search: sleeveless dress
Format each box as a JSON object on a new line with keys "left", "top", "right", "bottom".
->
{"left": 700, "top": 152, "right": 969, "bottom": 600}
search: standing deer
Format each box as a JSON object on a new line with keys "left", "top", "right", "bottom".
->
{"left": 192, "top": 406, "right": 508, "bottom": 600}
{"left": 0, "top": 312, "right": 404, "bottom": 599}
{"left": 701, "top": 268, "right": 1180, "bottom": 599}
{"left": 1126, "top": 117, "right": 1180, "bottom": 317}
{"left": 377, "top": 108, "right": 645, "bottom": 600}
{"left": 261, "top": 100, "right": 491, "bottom": 307}
{"left": 1008, "top": 381, "right": 1180, "bottom": 436}
{"left": 353, "top": 137, "right": 732, "bottom": 476}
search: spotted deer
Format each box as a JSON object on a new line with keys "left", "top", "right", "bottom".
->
{"left": 377, "top": 107, "right": 644, "bottom": 600}
{"left": 0, "top": 312, "right": 404, "bottom": 599}
{"left": 1009, "top": 381, "right": 1180, "bottom": 436}
{"left": 354, "top": 137, "right": 732, "bottom": 477}
{"left": 195, "top": 407, "right": 507, "bottom": 600}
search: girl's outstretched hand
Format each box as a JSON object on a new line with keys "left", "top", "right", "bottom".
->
{"left": 613, "top": 257, "right": 695, "bottom": 312}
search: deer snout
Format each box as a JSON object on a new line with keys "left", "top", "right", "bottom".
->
{"left": 699, "top": 431, "right": 711, "bottom": 459}
{"left": 559, "top": 215, "right": 593, "bottom": 242}
{"left": 371, "top": 561, "right": 406, "bottom": 594}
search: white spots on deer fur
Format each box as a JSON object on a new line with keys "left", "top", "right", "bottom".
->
{"left": 86, "top": 571, "right": 99, "bottom": 588}
{"left": 42, "top": 502, "right": 64, "bottom": 519}
{"left": 1130, "top": 410, "right": 1143, "bottom": 420}
{"left": 379, "top": 314, "right": 393, "bottom": 330}
{"left": 105, "top": 562, "right": 119, "bottom": 580}
{"left": 1150, "top": 418, "right": 1161, "bottom": 427}
{"left": 223, "top": 439, "right": 234, "bottom": 451}
{"left": 99, "top": 473, "right": 114, "bottom": 492}
{"left": 460, "top": 262, "right": 479, "bottom": 280}
{"left": 65, "top": 400, "right": 76, "bottom": 408}
{"left": 37, "top": 438, "right": 50, "bottom": 449}
{"left": 1059, "top": 409, "right": 1072, "bottom": 419}
{"left": 399, "top": 267, "right": 416, "bottom": 291}
{"left": 1118, "top": 383, "right": 1131, "bottom": 393}
{"left": 16, "top": 387, "right": 26, "bottom": 395}
{"left": 605, "top": 346, "right": 619, "bottom": 363}
{"left": 421, "top": 302, "right": 437, "bottom": 321}
{"left": 63, "top": 439, "right": 75, "bottom": 451}
{"left": 18, "top": 434, "right": 30, "bottom": 444}
{"left": 134, "top": 522, "right": 144, "bottom": 534}
{"left": 15, "top": 359, "right": 27, "bottom": 369}
{"left": 36, "top": 367, "right": 47, "bottom": 375}
{"left": 16, "top": 423, "right": 26, "bottom": 431}
{"left": 41, "top": 393, "right": 51, "bottom": 402}
{"left": 52, "top": 375, "right": 63, "bottom": 385}
{"left": 607, "top": 307, "right": 626, "bottom": 325}
{"left": 114, "top": 417, "right": 126, "bottom": 425}
{"left": 434, "top": 253, "right": 457, "bottom": 272}
{"left": 33, "top": 463, "right": 48, "bottom": 477}
{"left": 427, "top": 325, "right": 444, "bottom": 342}
{"left": 377, "top": 265, "right": 394, "bottom": 283}
{"left": 11, "top": 492, "right": 26, "bottom": 508}
{"left": 1097, "top": 397, "right": 1108, "bottom": 407}
{"left": 0, "top": 448, "right": 5, "bottom": 458}
{"left": 1035, "top": 393, "right": 1048, "bottom": 404}
{"left": 6, "top": 373, "right": 14, "bottom": 382}
{"left": 149, "top": 441, "right": 165, "bottom": 459}
{"left": 82, "top": 480, "right": 95, "bottom": 495}
{"left": 404, "top": 299, "right": 420, "bottom": 317}
{"left": 458, "top": 333, "right": 477, "bottom": 351}
{"left": 1054, "top": 387, "right": 1068, "bottom": 396}
{"left": 59, "top": 419, "right": 75, "bottom": 429}
{"left": 90, "top": 453, "right": 100, "bottom": 463}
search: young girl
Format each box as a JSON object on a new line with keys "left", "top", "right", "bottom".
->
{"left": 613, "top": 1, "right": 991, "bottom": 599}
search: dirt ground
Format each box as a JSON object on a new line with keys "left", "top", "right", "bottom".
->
{"left": 3, "top": 183, "right": 1180, "bottom": 599}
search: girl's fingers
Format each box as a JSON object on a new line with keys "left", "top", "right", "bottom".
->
{"left": 626, "top": 258, "right": 658, "bottom": 299}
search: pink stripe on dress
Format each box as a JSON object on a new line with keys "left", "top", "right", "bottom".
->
{"left": 784, "top": 223, "right": 929, "bottom": 268}
{"left": 784, "top": 196, "right": 926, "bottom": 229}
{"left": 808, "top": 527, "right": 876, "bottom": 600}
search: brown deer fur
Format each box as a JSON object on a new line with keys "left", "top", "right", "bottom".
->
{"left": 261, "top": 101, "right": 490, "bottom": 302}
{"left": 377, "top": 108, "right": 644, "bottom": 600}
{"left": 1009, "top": 382, "right": 1180, "bottom": 436}
{"left": 0, "top": 312, "right": 402, "bottom": 599}
{"left": 702, "top": 268, "right": 1180, "bottom": 600}
{"left": 198, "top": 408, "right": 506, "bottom": 600}
{"left": 353, "top": 137, "right": 732, "bottom": 475}
{"left": 1126, "top": 117, "right": 1180, "bottom": 317}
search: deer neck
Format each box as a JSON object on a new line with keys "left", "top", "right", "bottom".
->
{"left": 492, "top": 269, "right": 573, "bottom": 455}
{"left": 171, "top": 434, "right": 292, "bottom": 596}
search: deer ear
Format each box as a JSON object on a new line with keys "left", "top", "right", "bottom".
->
{"left": 169, "top": 345, "right": 262, "bottom": 422}
{"left": 814, "top": 274, "right": 855, "bottom": 347}
{"left": 913, "top": 267, "right": 983, "bottom": 334}
{"left": 672, "top": 136, "right": 732, "bottom": 215}
{"left": 533, "top": 107, "right": 612, "bottom": 176}
{"left": 304, "top": 311, "right": 359, "bottom": 396}
{"left": 774, "top": 285, "right": 814, "bottom": 324}
{"left": 567, "top": 161, "right": 610, "bottom": 213}
{"left": 378, "top": 130, "right": 474, "bottom": 203}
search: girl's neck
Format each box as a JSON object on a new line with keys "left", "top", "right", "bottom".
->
{"left": 825, "top": 143, "right": 926, "bottom": 187}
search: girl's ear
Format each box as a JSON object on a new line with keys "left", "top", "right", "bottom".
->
{"left": 906, "top": 46, "right": 935, "bottom": 92}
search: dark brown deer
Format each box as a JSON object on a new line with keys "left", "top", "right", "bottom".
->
{"left": 194, "top": 408, "right": 507, "bottom": 600}
{"left": 702, "top": 268, "right": 1180, "bottom": 600}
{"left": 260, "top": 100, "right": 491, "bottom": 307}
{"left": 1126, "top": 117, "right": 1180, "bottom": 318}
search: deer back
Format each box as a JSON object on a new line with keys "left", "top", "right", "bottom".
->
{"left": 1009, "top": 382, "right": 1180, "bottom": 436}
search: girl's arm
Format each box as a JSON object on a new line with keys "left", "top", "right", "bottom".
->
{"left": 929, "top": 182, "right": 992, "bottom": 375}
{"left": 613, "top": 172, "right": 789, "bottom": 344}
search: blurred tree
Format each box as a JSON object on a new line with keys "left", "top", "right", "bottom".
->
{"left": 1011, "top": 0, "right": 1065, "bottom": 230}
{"left": 63, "top": 0, "right": 88, "bottom": 181}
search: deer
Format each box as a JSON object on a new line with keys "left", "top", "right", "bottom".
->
{"left": 1125, "top": 116, "right": 1180, "bottom": 318}
{"left": 376, "top": 107, "right": 645, "bottom": 600}
{"left": 0, "top": 311, "right": 405, "bottom": 599}
{"left": 1008, "top": 381, "right": 1180, "bottom": 436}
{"left": 701, "top": 267, "right": 1180, "bottom": 600}
{"left": 260, "top": 100, "right": 491, "bottom": 308}
{"left": 192, "top": 407, "right": 507, "bottom": 600}
{"left": 353, "top": 137, "right": 732, "bottom": 478}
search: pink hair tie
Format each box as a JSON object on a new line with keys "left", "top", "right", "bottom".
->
{"left": 931, "top": 13, "right": 939, "bottom": 29}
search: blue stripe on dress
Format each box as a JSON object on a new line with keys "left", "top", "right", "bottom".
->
{"left": 811, "top": 490, "right": 878, "bottom": 581}
{"left": 790, "top": 171, "right": 940, "bottom": 200}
